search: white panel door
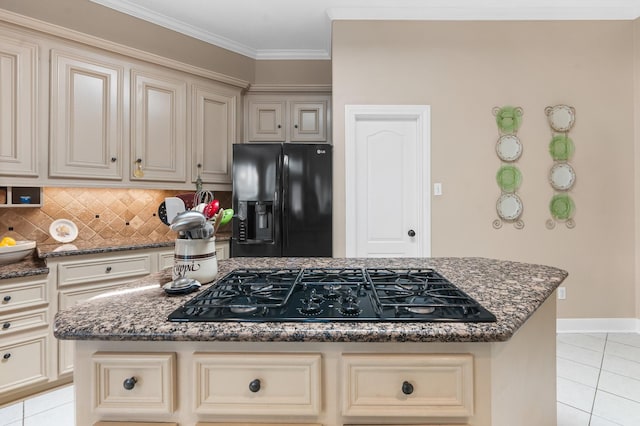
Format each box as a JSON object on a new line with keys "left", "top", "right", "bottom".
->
{"left": 346, "top": 105, "right": 430, "bottom": 258}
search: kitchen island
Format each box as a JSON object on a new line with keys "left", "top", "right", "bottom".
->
{"left": 55, "top": 257, "right": 567, "bottom": 426}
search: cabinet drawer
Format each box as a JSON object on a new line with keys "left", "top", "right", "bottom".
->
{"left": 0, "top": 334, "right": 48, "bottom": 393}
{"left": 198, "top": 424, "right": 322, "bottom": 426}
{"left": 0, "top": 308, "right": 47, "bottom": 335}
{"left": 193, "top": 353, "right": 321, "bottom": 416}
{"left": 91, "top": 352, "right": 176, "bottom": 414}
{"left": 58, "top": 254, "right": 152, "bottom": 287}
{"left": 0, "top": 279, "right": 47, "bottom": 313}
{"left": 342, "top": 354, "right": 474, "bottom": 418}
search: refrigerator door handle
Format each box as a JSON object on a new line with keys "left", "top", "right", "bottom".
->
{"left": 282, "top": 153, "right": 289, "bottom": 250}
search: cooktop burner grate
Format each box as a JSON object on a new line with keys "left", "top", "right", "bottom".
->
{"left": 167, "top": 268, "right": 496, "bottom": 323}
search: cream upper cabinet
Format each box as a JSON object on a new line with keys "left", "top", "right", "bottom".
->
{"left": 290, "top": 100, "right": 328, "bottom": 142}
{"left": 247, "top": 100, "right": 286, "bottom": 141}
{"left": 131, "top": 68, "right": 187, "bottom": 182}
{"left": 246, "top": 94, "right": 330, "bottom": 143}
{"left": 49, "top": 49, "right": 124, "bottom": 180}
{"left": 0, "top": 30, "right": 38, "bottom": 177}
{"left": 192, "top": 83, "right": 240, "bottom": 184}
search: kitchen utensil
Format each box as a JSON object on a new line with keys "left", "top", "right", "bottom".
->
{"left": 176, "top": 192, "right": 196, "bottom": 210}
{"left": 203, "top": 199, "right": 220, "bottom": 219}
{"left": 165, "top": 197, "right": 186, "bottom": 224}
{"left": 195, "top": 203, "right": 207, "bottom": 213}
{"left": 170, "top": 211, "right": 206, "bottom": 233}
{"left": 219, "top": 208, "right": 234, "bottom": 226}
{"left": 194, "top": 190, "right": 214, "bottom": 205}
{"left": 212, "top": 209, "right": 224, "bottom": 235}
{"left": 163, "top": 276, "right": 201, "bottom": 295}
{"left": 157, "top": 202, "right": 169, "bottom": 225}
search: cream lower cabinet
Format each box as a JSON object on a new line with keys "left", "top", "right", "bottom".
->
{"left": 0, "top": 275, "right": 50, "bottom": 405}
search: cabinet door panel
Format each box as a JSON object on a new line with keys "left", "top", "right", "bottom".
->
{"left": 0, "top": 32, "right": 37, "bottom": 176}
{"left": 0, "top": 334, "right": 48, "bottom": 393}
{"left": 290, "top": 101, "right": 327, "bottom": 142}
{"left": 132, "top": 70, "right": 187, "bottom": 182}
{"left": 192, "top": 85, "right": 238, "bottom": 184}
{"left": 50, "top": 50, "right": 123, "bottom": 179}
{"left": 248, "top": 101, "right": 285, "bottom": 141}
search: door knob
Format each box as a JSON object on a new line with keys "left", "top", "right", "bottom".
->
{"left": 408, "top": 230, "right": 416, "bottom": 237}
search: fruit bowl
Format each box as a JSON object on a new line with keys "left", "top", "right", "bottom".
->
{"left": 0, "top": 241, "right": 36, "bottom": 266}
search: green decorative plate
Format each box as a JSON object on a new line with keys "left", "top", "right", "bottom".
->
{"left": 550, "top": 194, "right": 575, "bottom": 220}
{"left": 495, "top": 106, "right": 523, "bottom": 134}
{"left": 496, "top": 165, "right": 522, "bottom": 193}
{"left": 549, "top": 134, "right": 575, "bottom": 161}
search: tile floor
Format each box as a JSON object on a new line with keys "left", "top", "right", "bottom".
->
{"left": 557, "top": 332, "right": 640, "bottom": 425}
{"left": 0, "top": 332, "right": 638, "bottom": 425}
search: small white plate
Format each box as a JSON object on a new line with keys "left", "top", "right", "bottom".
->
{"left": 49, "top": 219, "right": 78, "bottom": 243}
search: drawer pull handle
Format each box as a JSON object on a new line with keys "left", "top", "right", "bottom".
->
{"left": 2, "top": 353, "right": 10, "bottom": 360}
{"left": 249, "top": 379, "right": 261, "bottom": 393}
{"left": 2, "top": 295, "right": 10, "bottom": 302}
{"left": 2, "top": 322, "right": 10, "bottom": 329}
{"left": 123, "top": 377, "right": 137, "bottom": 390}
{"left": 401, "top": 381, "right": 414, "bottom": 395}
{"left": 105, "top": 266, "right": 112, "bottom": 273}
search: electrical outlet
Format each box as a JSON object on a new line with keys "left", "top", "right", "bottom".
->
{"left": 434, "top": 183, "right": 442, "bottom": 196}
{"left": 557, "top": 287, "right": 566, "bottom": 300}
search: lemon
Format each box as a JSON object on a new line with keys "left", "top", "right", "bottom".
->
{"left": 0, "top": 237, "right": 16, "bottom": 247}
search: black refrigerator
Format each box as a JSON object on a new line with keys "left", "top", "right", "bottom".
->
{"left": 231, "top": 143, "right": 332, "bottom": 257}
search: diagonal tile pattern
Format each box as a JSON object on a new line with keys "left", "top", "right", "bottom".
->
{"left": 0, "top": 187, "right": 232, "bottom": 244}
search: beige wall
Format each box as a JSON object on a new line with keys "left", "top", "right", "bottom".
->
{"left": 0, "top": 0, "right": 255, "bottom": 82}
{"left": 634, "top": 18, "right": 640, "bottom": 321}
{"left": 332, "top": 20, "right": 637, "bottom": 319}
{"left": 254, "top": 60, "right": 332, "bottom": 85}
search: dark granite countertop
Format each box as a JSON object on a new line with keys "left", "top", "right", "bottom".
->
{"left": 0, "top": 254, "right": 49, "bottom": 280}
{"left": 54, "top": 257, "right": 567, "bottom": 343}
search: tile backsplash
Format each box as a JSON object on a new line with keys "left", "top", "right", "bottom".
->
{"left": 0, "top": 188, "right": 232, "bottom": 244}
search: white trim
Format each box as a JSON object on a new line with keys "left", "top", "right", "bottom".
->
{"left": 557, "top": 318, "right": 640, "bottom": 333}
{"left": 248, "top": 84, "right": 332, "bottom": 93}
{"left": 0, "top": 9, "right": 250, "bottom": 89}
{"left": 345, "top": 105, "right": 431, "bottom": 258}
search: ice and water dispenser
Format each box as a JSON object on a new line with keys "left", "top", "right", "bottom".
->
{"left": 236, "top": 201, "right": 274, "bottom": 242}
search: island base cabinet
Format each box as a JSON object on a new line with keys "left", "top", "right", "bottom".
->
{"left": 341, "top": 354, "right": 474, "bottom": 418}
{"left": 193, "top": 353, "right": 322, "bottom": 416}
{"left": 95, "top": 423, "right": 178, "bottom": 426}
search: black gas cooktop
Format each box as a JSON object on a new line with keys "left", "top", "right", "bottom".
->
{"left": 167, "top": 268, "right": 496, "bottom": 323}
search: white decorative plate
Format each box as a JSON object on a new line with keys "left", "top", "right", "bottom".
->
{"left": 496, "top": 194, "right": 523, "bottom": 221}
{"left": 496, "top": 135, "right": 522, "bottom": 162}
{"left": 49, "top": 219, "right": 78, "bottom": 243}
{"left": 549, "top": 163, "right": 576, "bottom": 191}
{"left": 545, "top": 105, "right": 575, "bottom": 133}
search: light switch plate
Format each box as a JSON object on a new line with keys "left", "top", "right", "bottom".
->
{"left": 434, "top": 183, "right": 442, "bottom": 196}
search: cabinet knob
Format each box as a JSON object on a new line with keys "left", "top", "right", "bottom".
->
{"left": 2, "top": 295, "right": 10, "bottom": 303}
{"left": 294, "top": 124, "right": 298, "bottom": 128}
{"left": 3, "top": 353, "right": 11, "bottom": 360}
{"left": 401, "top": 381, "right": 414, "bottom": 395}
{"left": 123, "top": 377, "right": 137, "bottom": 390}
{"left": 2, "top": 322, "right": 10, "bottom": 329}
{"left": 105, "top": 266, "right": 112, "bottom": 273}
{"left": 408, "top": 229, "right": 416, "bottom": 237}
{"left": 111, "top": 157, "right": 117, "bottom": 163}
{"left": 277, "top": 124, "right": 281, "bottom": 129}
{"left": 249, "top": 379, "right": 261, "bottom": 393}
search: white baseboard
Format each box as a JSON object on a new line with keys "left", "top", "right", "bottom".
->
{"left": 557, "top": 318, "right": 640, "bottom": 334}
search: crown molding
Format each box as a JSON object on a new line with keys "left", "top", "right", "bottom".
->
{"left": 0, "top": 9, "right": 250, "bottom": 89}
{"left": 247, "top": 84, "right": 332, "bottom": 93}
